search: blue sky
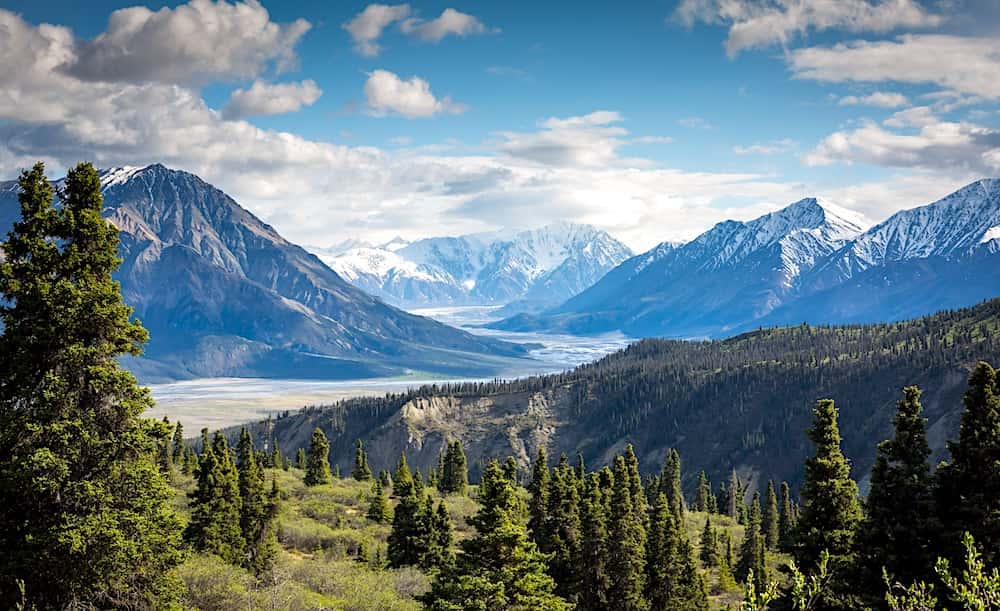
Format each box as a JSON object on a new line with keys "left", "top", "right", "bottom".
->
{"left": 1, "top": 0, "right": 998, "bottom": 249}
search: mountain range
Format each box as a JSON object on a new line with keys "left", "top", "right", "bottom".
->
{"left": 492, "top": 179, "right": 1000, "bottom": 338}
{"left": 314, "top": 223, "right": 632, "bottom": 314}
{"left": 0, "top": 164, "right": 530, "bottom": 382}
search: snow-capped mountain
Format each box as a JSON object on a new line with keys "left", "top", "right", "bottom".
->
{"left": 0, "top": 164, "right": 529, "bottom": 381}
{"left": 317, "top": 222, "right": 633, "bottom": 312}
{"left": 493, "top": 181, "right": 1000, "bottom": 338}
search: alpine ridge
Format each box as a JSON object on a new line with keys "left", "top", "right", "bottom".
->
{"left": 317, "top": 222, "right": 633, "bottom": 313}
{"left": 0, "top": 164, "right": 531, "bottom": 381}
{"left": 492, "top": 181, "right": 1000, "bottom": 338}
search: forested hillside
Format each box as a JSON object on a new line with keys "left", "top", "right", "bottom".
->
{"left": 251, "top": 297, "right": 1000, "bottom": 493}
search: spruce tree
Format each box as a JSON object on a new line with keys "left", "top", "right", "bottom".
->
{"left": 304, "top": 427, "right": 332, "bottom": 486}
{"left": 857, "top": 386, "right": 935, "bottom": 597}
{"left": 577, "top": 472, "right": 611, "bottom": 611}
{"left": 795, "top": 399, "right": 862, "bottom": 570}
{"left": 606, "top": 454, "right": 648, "bottom": 611}
{"left": 503, "top": 455, "right": 519, "bottom": 484}
{"left": 393, "top": 452, "right": 415, "bottom": 497}
{"left": 352, "top": 438, "right": 372, "bottom": 481}
{"left": 935, "top": 362, "right": 1000, "bottom": 567}
{"left": 695, "top": 470, "right": 712, "bottom": 512}
{"left": 442, "top": 439, "right": 468, "bottom": 494}
{"left": 778, "top": 481, "right": 795, "bottom": 552}
{"left": 763, "top": 480, "right": 780, "bottom": 551}
{"left": 296, "top": 447, "right": 306, "bottom": 470}
{"left": 0, "top": 162, "right": 183, "bottom": 608}
{"left": 237, "top": 428, "right": 273, "bottom": 572}
{"left": 546, "top": 454, "right": 582, "bottom": 599}
{"left": 426, "top": 500, "right": 454, "bottom": 571}
{"left": 367, "top": 480, "right": 391, "bottom": 524}
{"left": 528, "top": 446, "right": 551, "bottom": 545}
{"left": 172, "top": 420, "right": 185, "bottom": 464}
{"left": 647, "top": 493, "right": 709, "bottom": 611}
{"left": 699, "top": 515, "right": 718, "bottom": 568}
{"left": 187, "top": 431, "right": 244, "bottom": 565}
{"left": 660, "top": 448, "right": 685, "bottom": 518}
{"left": 423, "top": 459, "right": 570, "bottom": 610}
{"left": 388, "top": 455, "right": 430, "bottom": 568}
{"left": 736, "top": 492, "right": 767, "bottom": 594}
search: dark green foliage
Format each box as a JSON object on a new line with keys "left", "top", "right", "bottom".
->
{"left": 736, "top": 492, "right": 768, "bottom": 594}
{"left": 393, "top": 453, "right": 414, "bottom": 497}
{"left": 577, "top": 472, "right": 611, "bottom": 611}
{"left": 646, "top": 493, "right": 709, "bottom": 611}
{"left": 423, "top": 459, "right": 570, "bottom": 610}
{"left": 270, "top": 440, "right": 282, "bottom": 470}
{"left": 857, "top": 386, "right": 935, "bottom": 599}
{"left": 544, "top": 454, "right": 582, "bottom": 599}
{"left": 352, "top": 438, "right": 372, "bottom": 481}
{"left": 367, "top": 480, "right": 391, "bottom": 524}
{"left": 528, "top": 446, "right": 550, "bottom": 544}
{"left": 187, "top": 431, "right": 244, "bottom": 565}
{"left": 172, "top": 421, "right": 185, "bottom": 464}
{"left": 606, "top": 453, "right": 648, "bottom": 611}
{"left": 695, "top": 470, "right": 712, "bottom": 512}
{"left": 304, "top": 428, "right": 332, "bottom": 487}
{"left": 935, "top": 361, "right": 1000, "bottom": 568}
{"left": 426, "top": 500, "right": 454, "bottom": 572}
{"left": 764, "top": 480, "right": 780, "bottom": 551}
{"left": 778, "top": 481, "right": 795, "bottom": 552}
{"left": 441, "top": 440, "right": 468, "bottom": 495}
{"left": 795, "top": 399, "right": 862, "bottom": 570}
{"left": 0, "top": 162, "right": 185, "bottom": 609}
{"left": 295, "top": 447, "right": 306, "bottom": 470}
{"left": 237, "top": 428, "right": 277, "bottom": 573}
{"left": 699, "top": 515, "right": 718, "bottom": 568}
{"left": 660, "top": 448, "right": 685, "bottom": 518}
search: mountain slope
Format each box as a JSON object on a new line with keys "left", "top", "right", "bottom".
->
{"left": 319, "top": 222, "right": 633, "bottom": 312}
{"left": 493, "top": 198, "right": 868, "bottom": 337}
{"left": 0, "top": 164, "right": 529, "bottom": 381}
{"left": 246, "top": 298, "right": 1000, "bottom": 495}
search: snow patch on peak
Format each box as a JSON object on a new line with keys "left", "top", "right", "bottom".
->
{"left": 99, "top": 165, "right": 151, "bottom": 189}
{"left": 981, "top": 226, "right": 1000, "bottom": 244}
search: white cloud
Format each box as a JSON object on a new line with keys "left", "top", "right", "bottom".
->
{"left": 733, "top": 138, "right": 797, "bottom": 155}
{"left": 678, "top": 116, "right": 716, "bottom": 129}
{"left": 222, "top": 80, "right": 321, "bottom": 119}
{"left": 789, "top": 35, "right": 1000, "bottom": 99}
{"left": 632, "top": 136, "right": 674, "bottom": 144}
{"left": 342, "top": 3, "right": 411, "bottom": 57}
{"left": 343, "top": 5, "right": 491, "bottom": 56}
{"left": 838, "top": 91, "right": 909, "bottom": 107}
{"left": 495, "top": 111, "right": 633, "bottom": 167}
{"left": 804, "top": 107, "right": 1000, "bottom": 174}
{"left": 363, "top": 69, "right": 467, "bottom": 118}
{"left": 674, "top": 0, "right": 942, "bottom": 57}
{"left": 66, "top": 0, "right": 310, "bottom": 84}
{"left": 400, "top": 8, "right": 491, "bottom": 42}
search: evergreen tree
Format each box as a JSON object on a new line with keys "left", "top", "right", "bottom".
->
{"left": 699, "top": 515, "right": 718, "bottom": 568}
{"left": 737, "top": 492, "right": 767, "bottom": 594}
{"left": 660, "top": 448, "right": 685, "bottom": 518}
{"left": 237, "top": 428, "right": 274, "bottom": 573}
{"left": 795, "top": 399, "right": 862, "bottom": 570}
{"left": 352, "top": 438, "right": 372, "bottom": 481}
{"left": 157, "top": 417, "right": 174, "bottom": 476}
{"left": 778, "top": 481, "right": 795, "bottom": 552}
{"left": 763, "top": 480, "right": 780, "bottom": 551}
{"left": 727, "top": 470, "right": 742, "bottom": 519}
{"left": 647, "top": 492, "right": 710, "bottom": 611}
{"left": 545, "top": 454, "right": 582, "bottom": 599}
{"left": 577, "top": 472, "right": 611, "bottom": 611}
{"left": 606, "top": 454, "right": 648, "bottom": 611}
{"left": 269, "top": 440, "right": 282, "bottom": 470}
{"left": 296, "top": 447, "right": 306, "bottom": 470}
{"left": 503, "top": 455, "right": 519, "bottom": 484}
{"left": 717, "top": 480, "right": 729, "bottom": 517}
{"left": 423, "top": 459, "right": 570, "bottom": 610}
{"left": 304, "top": 427, "right": 332, "bottom": 486}
{"left": 857, "top": 386, "right": 935, "bottom": 598}
{"left": 426, "top": 500, "right": 454, "bottom": 572}
{"left": 695, "top": 470, "right": 712, "bottom": 512}
{"left": 935, "top": 362, "right": 1000, "bottom": 567}
{"left": 442, "top": 440, "right": 468, "bottom": 495}
{"left": 367, "top": 480, "right": 391, "bottom": 524}
{"left": 528, "top": 446, "right": 551, "bottom": 545}
{"left": 393, "top": 453, "right": 415, "bottom": 497}
{"left": 187, "top": 431, "right": 244, "bottom": 565}
{"left": 172, "top": 420, "right": 185, "bottom": 464}
{"left": 623, "top": 444, "right": 647, "bottom": 521}
{"left": 0, "top": 162, "right": 185, "bottom": 609}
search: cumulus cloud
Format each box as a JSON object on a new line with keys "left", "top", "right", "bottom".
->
{"left": 66, "top": 0, "right": 310, "bottom": 84}
{"left": 342, "top": 3, "right": 411, "bottom": 57}
{"left": 495, "top": 111, "right": 634, "bottom": 167}
{"left": 789, "top": 35, "right": 1000, "bottom": 99}
{"left": 733, "top": 138, "right": 797, "bottom": 155}
{"left": 675, "top": 0, "right": 942, "bottom": 56}
{"left": 838, "top": 91, "right": 909, "bottom": 107}
{"left": 363, "top": 69, "right": 467, "bottom": 118}
{"left": 804, "top": 107, "right": 1000, "bottom": 174}
{"left": 400, "top": 8, "right": 491, "bottom": 42}
{"left": 343, "top": 4, "right": 491, "bottom": 56}
{"left": 222, "top": 79, "right": 321, "bottom": 119}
